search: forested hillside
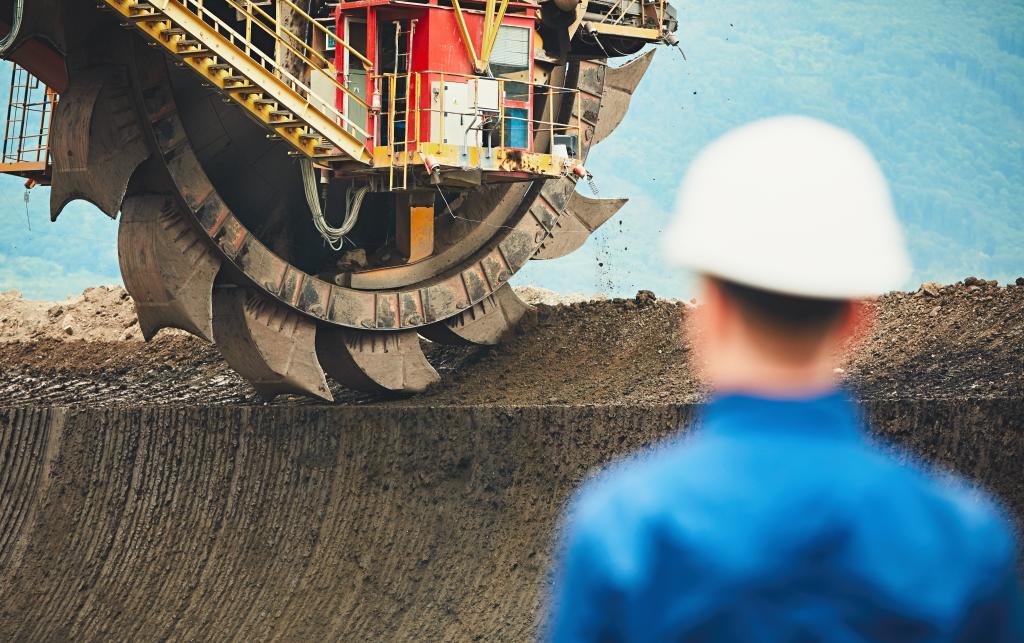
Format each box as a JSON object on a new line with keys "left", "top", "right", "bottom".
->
{"left": 1, "top": 0, "right": 1022, "bottom": 299}
{"left": 518, "top": 0, "right": 1024, "bottom": 295}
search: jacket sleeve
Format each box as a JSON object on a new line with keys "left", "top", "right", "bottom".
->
{"left": 957, "top": 517, "right": 1024, "bottom": 643}
{"left": 992, "top": 571, "right": 1024, "bottom": 642}
{"left": 546, "top": 512, "right": 624, "bottom": 643}
{"left": 957, "top": 564, "right": 1024, "bottom": 642}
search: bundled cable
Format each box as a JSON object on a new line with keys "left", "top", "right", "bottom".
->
{"left": 0, "top": 0, "right": 24, "bottom": 56}
{"left": 301, "top": 158, "right": 369, "bottom": 251}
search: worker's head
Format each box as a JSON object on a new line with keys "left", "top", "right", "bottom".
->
{"left": 663, "top": 116, "right": 910, "bottom": 394}
{"left": 688, "top": 276, "right": 869, "bottom": 394}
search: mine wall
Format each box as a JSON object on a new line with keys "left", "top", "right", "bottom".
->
{"left": 1, "top": 400, "right": 1021, "bottom": 640}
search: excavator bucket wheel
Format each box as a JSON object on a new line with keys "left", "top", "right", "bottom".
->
{"left": 34, "top": 4, "right": 657, "bottom": 400}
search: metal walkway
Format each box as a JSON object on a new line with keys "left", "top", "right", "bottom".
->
{"left": 102, "top": 0, "right": 373, "bottom": 165}
{"left": 0, "top": 63, "right": 55, "bottom": 183}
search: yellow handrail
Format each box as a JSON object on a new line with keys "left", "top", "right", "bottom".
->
{"left": 413, "top": 72, "right": 421, "bottom": 147}
{"left": 548, "top": 84, "right": 554, "bottom": 152}
{"left": 479, "top": 0, "right": 510, "bottom": 66}
{"left": 575, "top": 89, "right": 582, "bottom": 160}
{"left": 598, "top": 0, "right": 666, "bottom": 30}
{"left": 225, "top": 0, "right": 326, "bottom": 68}
{"left": 438, "top": 73, "right": 445, "bottom": 145}
{"left": 171, "top": 0, "right": 371, "bottom": 137}
{"left": 277, "top": 0, "right": 373, "bottom": 69}
{"left": 498, "top": 78, "right": 505, "bottom": 149}
{"left": 374, "top": 69, "right": 584, "bottom": 89}
{"left": 373, "top": 72, "right": 583, "bottom": 161}
{"left": 226, "top": 0, "right": 368, "bottom": 72}
{"left": 388, "top": 73, "right": 397, "bottom": 189}
{"left": 218, "top": 0, "right": 370, "bottom": 109}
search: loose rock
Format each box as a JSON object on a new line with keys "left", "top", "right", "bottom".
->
{"left": 635, "top": 290, "right": 657, "bottom": 307}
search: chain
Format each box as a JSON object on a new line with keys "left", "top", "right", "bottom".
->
{"left": 23, "top": 188, "right": 31, "bottom": 231}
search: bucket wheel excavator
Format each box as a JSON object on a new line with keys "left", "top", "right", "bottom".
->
{"left": 0, "top": 0, "right": 677, "bottom": 400}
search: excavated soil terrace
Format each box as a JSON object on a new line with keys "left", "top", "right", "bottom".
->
{"left": 1, "top": 280, "right": 1022, "bottom": 640}
{"left": 1, "top": 280, "right": 1021, "bottom": 405}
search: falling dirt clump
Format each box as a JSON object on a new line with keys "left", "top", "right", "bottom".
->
{"left": 0, "top": 280, "right": 1021, "bottom": 406}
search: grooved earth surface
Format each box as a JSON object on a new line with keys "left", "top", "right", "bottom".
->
{"left": 1, "top": 281, "right": 1023, "bottom": 640}
{"left": 2, "top": 402, "right": 1023, "bottom": 641}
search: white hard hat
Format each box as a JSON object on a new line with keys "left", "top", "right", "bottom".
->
{"left": 663, "top": 115, "right": 911, "bottom": 299}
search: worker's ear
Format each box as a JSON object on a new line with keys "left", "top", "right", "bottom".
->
{"left": 689, "top": 277, "right": 730, "bottom": 342}
{"left": 701, "top": 277, "right": 737, "bottom": 330}
{"left": 836, "top": 299, "right": 874, "bottom": 351}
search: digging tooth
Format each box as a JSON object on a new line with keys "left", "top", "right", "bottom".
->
{"left": 419, "top": 284, "right": 532, "bottom": 346}
{"left": 213, "top": 286, "right": 333, "bottom": 402}
{"left": 118, "top": 194, "right": 220, "bottom": 342}
{"left": 49, "top": 66, "right": 150, "bottom": 221}
{"left": 316, "top": 329, "right": 439, "bottom": 395}
{"left": 592, "top": 50, "right": 656, "bottom": 146}
{"left": 533, "top": 192, "right": 628, "bottom": 260}
{"left": 3, "top": 0, "right": 639, "bottom": 402}
{"left": 94, "top": 33, "right": 616, "bottom": 399}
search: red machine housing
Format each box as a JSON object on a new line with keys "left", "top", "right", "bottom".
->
{"left": 334, "top": 0, "right": 538, "bottom": 153}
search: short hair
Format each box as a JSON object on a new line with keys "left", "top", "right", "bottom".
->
{"left": 716, "top": 278, "right": 848, "bottom": 334}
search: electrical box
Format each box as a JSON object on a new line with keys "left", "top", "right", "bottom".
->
{"left": 471, "top": 78, "right": 500, "bottom": 112}
{"left": 553, "top": 134, "right": 578, "bottom": 158}
{"left": 431, "top": 81, "right": 482, "bottom": 147}
{"left": 336, "top": 2, "right": 540, "bottom": 154}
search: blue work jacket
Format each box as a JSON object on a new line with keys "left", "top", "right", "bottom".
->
{"left": 548, "top": 391, "right": 1023, "bottom": 642}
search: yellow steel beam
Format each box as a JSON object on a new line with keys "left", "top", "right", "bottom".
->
{"left": 374, "top": 142, "right": 562, "bottom": 177}
{"left": 585, "top": 22, "right": 661, "bottom": 40}
{"left": 0, "top": 161, "right": 48, "bottom": 174}
{"left": 211, "top": 0, "right": 370, "bottom": 111}
{"left": 388, "top": 73, "right": 397, "bottom": 190}
{"left": 396, "top": 196, "right": 435, "bottom": 263}
{"left": 274, "top": 0, "right": 372, "bottom": 69}
{"left": 480, "top": 0, "right": 510, "bottom": 68}
{"left": 483, "top": 0, "right": 496, "bottom": 52}
{"left": 106, "top": 0, "right": 372, "bottom": 165}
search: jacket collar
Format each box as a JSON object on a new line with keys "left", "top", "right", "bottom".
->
{"left": 700, "top": 388, "right": 862, "bottom": 440}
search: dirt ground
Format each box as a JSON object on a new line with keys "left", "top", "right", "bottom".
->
{"left": 0, "top": 279, "right": 1021, "bottom": 406}
{"left": 0, "top": 286, "right": 148, "bottom": 342}
{"left": 1, "top": 280, "right": 1022, "bottom": 641}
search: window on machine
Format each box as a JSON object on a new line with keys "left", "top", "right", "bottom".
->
{"left": 490, "top": 25, "right": 530, "bottom": 102}
{"left": 490, "top": 25, "right": 531, "bottom": 149}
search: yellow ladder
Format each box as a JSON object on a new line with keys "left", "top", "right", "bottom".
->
{"left": 387, "top": 73, "right": 412, "bottom": 192}
{"left": 103, "top": 0, "right": 373, "bottom": 166}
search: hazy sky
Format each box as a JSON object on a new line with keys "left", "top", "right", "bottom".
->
{"left": 1, "top": 0, "right": 1022, "bottom": 300}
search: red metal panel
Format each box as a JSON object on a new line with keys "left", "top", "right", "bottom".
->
{"left": 335, "top": 3, "right": 537, "bottom": 149}
{"left": 424, "top": 9, "right": 477, "bottom": 77}
{"left": 415, "top": 9, "right": 535, "bottom": 145}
